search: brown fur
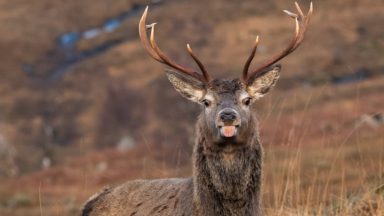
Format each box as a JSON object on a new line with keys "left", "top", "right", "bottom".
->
{"left": 193, "top": 114, "right": 263, "bottom": 216}
{"left": 82, "top": 79, "right": 267, "bottom": 216}
{"left": 82, "top": 179, "right": 195, "bottom": 216}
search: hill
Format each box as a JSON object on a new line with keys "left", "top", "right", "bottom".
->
{"left": 0, "top": 0, "right": 383, "bottom": 215}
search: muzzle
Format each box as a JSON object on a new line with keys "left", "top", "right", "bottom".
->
{"left": 217, "top": 108, "right": 240, "bottom": 138}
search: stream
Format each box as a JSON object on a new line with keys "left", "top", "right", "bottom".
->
{"left": 23, "top": 1, "right": 163, "bottom": 82}
{"left": 23, "top": 0, "right": 383, "bottom": 86}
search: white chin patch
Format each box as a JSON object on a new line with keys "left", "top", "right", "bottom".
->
{"left": 220, "top": 126, "right": 237, "bottom": 138}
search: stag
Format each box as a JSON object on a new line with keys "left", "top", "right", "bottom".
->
{"left": 82, "top": 2, "right": 313, "bottom": 216}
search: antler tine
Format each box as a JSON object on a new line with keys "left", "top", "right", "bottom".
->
{"left": 139, "top": 7, "right": 162, "bottom": 62}
{"left": 295, "top": 1, "right": 304, "bottom": 18}
{"left": 187, "top": 44, "right": 212, "bottom": 82}
{"left": 242, "top": 2, "right": 313, "bottom": 83}
{"left": 242, "top": 36, "right": 259, "bottom": 83}
{"left": 138, "top": 6, "right": 209, "bottom": 83}
{"left": 148, "top": 24, "right": 192, "bottom": 74}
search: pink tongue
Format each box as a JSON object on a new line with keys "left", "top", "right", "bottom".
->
{"left": 221, "top": 126, "right": 236, "bottom": 137}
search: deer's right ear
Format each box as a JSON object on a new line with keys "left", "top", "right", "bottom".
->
{"left": 165, "top": 70, "right": 206, "bottom": 103}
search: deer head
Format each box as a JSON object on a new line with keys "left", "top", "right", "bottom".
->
{"left": 139, "top": 2, "right": 313, "bottom": 146}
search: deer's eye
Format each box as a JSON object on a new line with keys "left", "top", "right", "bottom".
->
{"left": 242, "top": 97, "right": 252, "bottom": 106}
{"left": 202, "top": 99, "right": 211, "bottom": 107}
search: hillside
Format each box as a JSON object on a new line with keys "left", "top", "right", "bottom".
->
{"left": 0, "top": 0, "right": 383, "bottom": 215}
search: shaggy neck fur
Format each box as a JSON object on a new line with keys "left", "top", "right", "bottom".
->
{"left": 192, "top": 115, "right": 263, "bottom": 216}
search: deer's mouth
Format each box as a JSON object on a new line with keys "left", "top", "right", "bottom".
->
{"left": 219, "top": 125, "right": 239, "bottom": 138}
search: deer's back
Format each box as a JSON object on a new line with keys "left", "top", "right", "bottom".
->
{"left": 82, "top": 178, "right": 195, "bottom": 216}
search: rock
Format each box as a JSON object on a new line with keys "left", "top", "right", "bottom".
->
{"left": 42, "top": 157, "right": 52, "bottom": 170}
{"left": 358, "top": 112, "right": 384, "bottom": 128}
{"left": 97, "top": 161, "right": 108, "bottom": 172}
{"left": 116, "top": 135, "right": 136, "bottom": 152}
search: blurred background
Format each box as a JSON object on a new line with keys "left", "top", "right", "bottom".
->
{"left": 0, "top": 0, "right": 383, "bottom": 215}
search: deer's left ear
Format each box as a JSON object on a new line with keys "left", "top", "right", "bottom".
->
{"left": 246, "top": 64, "right": 281, "bottom": 99}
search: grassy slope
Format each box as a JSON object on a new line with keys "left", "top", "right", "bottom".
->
{"left": 0, "top": 0, "right": 383, "bottom": 215}
{"left": 1, "top": 77, "right": 383, "bottom": 215}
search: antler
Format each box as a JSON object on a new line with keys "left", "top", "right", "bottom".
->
{"left": 242, "top": 2, "right": 313, "bottom": 83}
{"left": 139, "top": 7, "right": 211, "bottom": 83}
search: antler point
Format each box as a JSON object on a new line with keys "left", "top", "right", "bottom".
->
{"left": 146, "top": 22, "right": 157, "bottom": 29}
{"left": 187, "top": 44, "right": 192, "bottom": 52}
{"left": 295, "top": 18, "right": 299, "bottom": 36}
{"left": 283, "top": 10, "right": 298, "bottom": 19}
{"left": 142, "top": 6, "right": 149, "bottom": 18}
{"left": 309, "top": 2, "right": 314, "bottom": 15}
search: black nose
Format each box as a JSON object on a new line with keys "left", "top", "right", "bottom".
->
{"left": 220, "top": 109, "right": 237, "bottom": 122}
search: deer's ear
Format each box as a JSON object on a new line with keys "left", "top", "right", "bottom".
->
{"left": 165, "top": 70, "right": 206, "bottom": 103}
{"left": 246, "top": 64, "right": 281, "bottom": 99}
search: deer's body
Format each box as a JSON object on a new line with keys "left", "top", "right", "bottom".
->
{"left": 82, "top": 2, "right": 312, "bottom": 216}
{"left": 82, "top": 178, "right": 195, "bottom": 216}
{"left": 83, "top": 80, "right": 264, "bottom": 216}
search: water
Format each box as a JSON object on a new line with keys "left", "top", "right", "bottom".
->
{"left": 23, "top": 1, "right": 163, "bottom": 83}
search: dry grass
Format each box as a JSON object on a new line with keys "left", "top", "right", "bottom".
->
{"left": 0, "top": 0, "right": 383, "bottom": 215}
{"left": 1, "top": 133, "right": 382, "bottom": 215}
{"left": 260, "top": 78, "right": 384, "bottom": 215}
{"left": 1, "top": 78, "right": 383, "bottom": 216}
{"left": 263, "top": 133, "right": 384, "bottom": 215}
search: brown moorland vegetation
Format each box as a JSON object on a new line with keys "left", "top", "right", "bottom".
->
{"left": 0, "top": 0, "right": 383, "bottom": 215}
